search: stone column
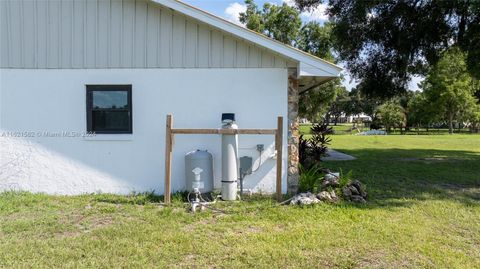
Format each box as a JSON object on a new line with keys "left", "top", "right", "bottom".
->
{"left": 287, "top": 68, "right": 299, "bottom": 194}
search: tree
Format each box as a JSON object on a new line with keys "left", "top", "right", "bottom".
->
{"left": 407, "top": 92, "right": 439, "bottom": 131}
{"left": 240, "top": 1, "right": 346, "bottom": 123}
{"left": 294, "top": 0, "right": 480, "bottom": 98}
{"left": 377, "top": 100, "right": 405, "bottom": 132}
{"left": 240, "top": 1, "right": 302, "bottom": 45}
{"left": 299, "top": 79, "right": 340, "bottom": 122}
{"left": 423, "top": 47, "right": 477, "bottom": 134}
{"left": 466, "top": 103, "right": 480, "bottom": 133}
{"left": 343, "top": 88, "right": 364, "bottom": 125}
{"left": 297, "top": 22, "right": 334, "bottom": 62}
{"left": 327, "top": 87, "right": 349, "bottom": 125}
{"left": 239, "top": 0, "right": 264, "bottom": 33}
{"left": 296, "top": 21, "right": 344, "bottom": 123}
{"left": 240, "top": 1, "right": 343, "bottom": 123}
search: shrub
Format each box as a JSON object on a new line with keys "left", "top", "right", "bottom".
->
{"left": 298, "top": 164, "right": 323, "bottom": 193}
{"left": 299, "top": 123, "right": 333, "bottom": 168}
{"left": 338, "top": 169, "right": 354, "bottom": 189}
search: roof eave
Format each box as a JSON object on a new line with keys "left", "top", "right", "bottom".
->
{"left": 152, "top": 0, "right": 342, "bottom": 77}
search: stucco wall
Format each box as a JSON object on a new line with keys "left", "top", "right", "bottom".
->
{"left": 0, "top": 68, "right": 288, "bottom": 195}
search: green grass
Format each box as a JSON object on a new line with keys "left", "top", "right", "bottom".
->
{"left": 1, "top": 135, "right": 480, "bottom": 268}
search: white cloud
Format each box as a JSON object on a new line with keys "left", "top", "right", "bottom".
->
{"left": 282, "top": 0, "right": 328, "bottom": 22}
{"left": 302, "top": 3, "right": 328, "bottom": 21}
{"left": 224, "top": 2, "right": 247, "bottom": 25}
{"left": 282, "top": 0, "right": 296, "bottom": 6}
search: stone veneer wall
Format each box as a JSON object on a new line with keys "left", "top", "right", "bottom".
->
{"left": 287, "top": 68, "right": 300, "bottom": 194}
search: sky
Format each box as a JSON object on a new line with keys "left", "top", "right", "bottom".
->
{"left": 182, "top": 0, "right": 422, "bottom": 92}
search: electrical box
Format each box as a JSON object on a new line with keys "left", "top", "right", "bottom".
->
{"left": 240, "top": 156, "right": 253, "bottom": 175}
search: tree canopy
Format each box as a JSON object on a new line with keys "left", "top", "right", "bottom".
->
{"left": 422, "top": 47, "right": 477, "bottom": 133}
{"left": 240, "top": 0, "right": 343, "bottom": 122}
{"left": 294, "top": 0, "right": 480, "bottom": 98}
{"left": 240, "top": 0, "right": 302, "bottom": 45}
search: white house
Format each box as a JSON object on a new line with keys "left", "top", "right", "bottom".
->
{"left": 0, "top": 0, "right": 341, "bottom": 195}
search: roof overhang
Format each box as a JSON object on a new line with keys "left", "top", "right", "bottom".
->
{"left": 151, "top": 0, "right": 342, "bottom": 81}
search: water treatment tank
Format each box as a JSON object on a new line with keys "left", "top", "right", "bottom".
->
{"left": 221, "top": 113, "right": 239, "bottom": 201}
{"left": 185, "top": 150, "right": 214, "bottom": 193}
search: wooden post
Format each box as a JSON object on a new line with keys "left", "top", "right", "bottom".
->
{"left": 164, "top": 114, "right": 283, "bottom": 203}
{"left": 164, "top": 114, "right": 173, "bottom": 204}
{"left": 275, "top": 116, "right": 283, "bottom": 202}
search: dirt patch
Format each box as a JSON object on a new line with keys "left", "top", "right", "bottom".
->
{"left": 181, "top": 218, "right": 218, "bottom": 232}
{"left": 56, "top": 213, "right": 116, "bottom": 239}
{"left": 55, "top": 230, "right": 82, "bottom": 239}
{"left": 235, "top": 225, "right": 263, "bottom": 235}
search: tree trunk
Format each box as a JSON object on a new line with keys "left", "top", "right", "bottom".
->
{"left": 448, "top": 112, "right": 454, "bottom": 134}
{"left": 325, "top": 113, "right": 331, "bottom": 125}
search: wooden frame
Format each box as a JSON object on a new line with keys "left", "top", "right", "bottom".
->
{"left": 164, "top": 114, "right": 284, "bottom": 204}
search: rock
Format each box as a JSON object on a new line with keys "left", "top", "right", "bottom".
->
{"left": 351, "top": 180, "right": 367, "bottom": 198}
{"left": 316, "top": 190, "right": 339, "bottom": 203}
{"left": 348, "top": 185, "right": 360, "bottom": 196}
{"left": 320, "top": 168, "right": 332, "bottom": 174}
{"left": 299, "top": 192, "right": 312, "bottom": 197}
{"left": 322, "top": 173, "right": 340, "bottom": 188}
{"left": 342, "top": 186, "right": 352, "bottom": 198}
{"left": 298, "top": 196, "right": 319, "bottom": 205}
{"left": 290, "top": 193, "right": 320, "bottom": 205}
{"left": 317, "top": 191, "right": 332, "bottom": 201}
{"left": 329, "top": 190, "right": 339, "bottom": 202}
{"left": 350, "top": 195, "right": 366, "bottom": 203}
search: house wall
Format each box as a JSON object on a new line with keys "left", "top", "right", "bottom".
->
{"left": 0, "top": 0, "right": 296, "bottom": 69}
{"left": 0, "top": 68, "right": 288, "bottom": 195}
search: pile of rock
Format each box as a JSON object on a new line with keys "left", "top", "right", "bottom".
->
{"left": 322, "top": 172, "right": 340, "bottom": 188}
{"left": 289, "top": 192, "right": 319, "bottom": 205}
{"left": 316, "top": 190, "right": 339, "bottom": 203}
{"left": 289, "top": 190, "right": 339, "bottom": 205}
{"left": 342, "top": 180, "right": 367, "bottom": 203}
{"left": 288, "top": 172, "right": 368, "bottom": 205}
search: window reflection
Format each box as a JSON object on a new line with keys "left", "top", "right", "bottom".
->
{"left": 92, "top": 91, "right": 128, "bottom": 109}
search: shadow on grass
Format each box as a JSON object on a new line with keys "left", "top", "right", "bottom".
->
{"left": 323, "top": 148, "right": 480, "bottom": 208}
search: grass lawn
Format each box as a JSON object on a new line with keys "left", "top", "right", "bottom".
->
{"left": 1, "top": 135, "right": 479, "bottom": 268}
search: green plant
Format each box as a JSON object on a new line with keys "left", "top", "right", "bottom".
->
{"left": 298, "top": 164, "right": 324, "bottom": 193}
{"left": 338, "top": 169, "right": 354, "bottom": 189}
{"left": 299, "top": 123, "right": 333, "bottom": 168}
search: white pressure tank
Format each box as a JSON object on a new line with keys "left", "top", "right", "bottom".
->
{"left": 185, "top": 150, "right": 214, "bottom": 193}
{"left": 221, "top": 113, "right": 238, "bottom": 201}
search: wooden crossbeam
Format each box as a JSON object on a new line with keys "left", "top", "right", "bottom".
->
{"left": 163, "top": 114, "right": 284, "bottom": 204}
{"left": 172, "top": 129, "right": 277, "bottom": 135}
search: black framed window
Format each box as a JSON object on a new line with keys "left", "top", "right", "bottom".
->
{"left": 86, "top": 85, "right": 132, "bottom": 134}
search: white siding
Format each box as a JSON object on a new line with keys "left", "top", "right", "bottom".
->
{"left": 0, "top": 0, "right": 296, "bottom": 69}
